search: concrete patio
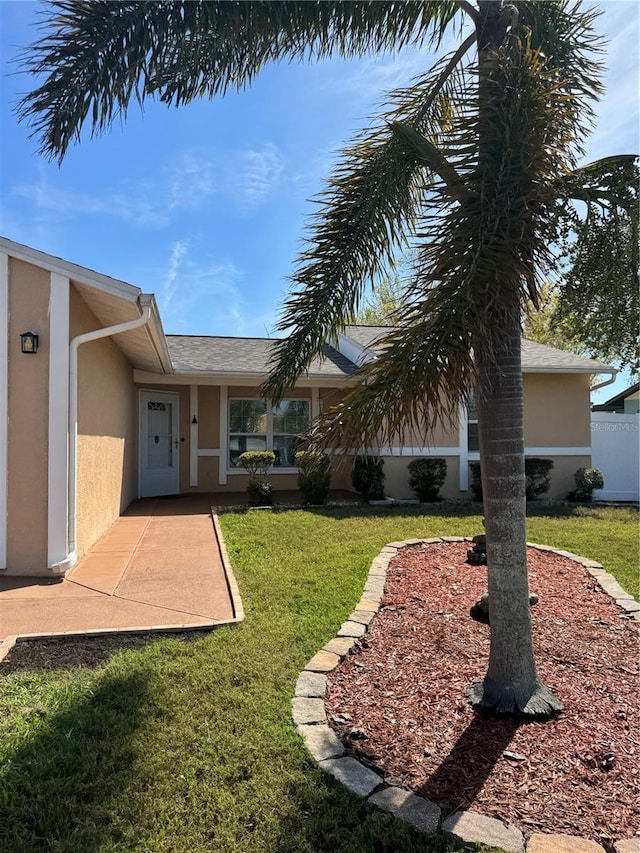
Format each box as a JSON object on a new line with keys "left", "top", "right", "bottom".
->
{"left": 0, "top": 496, "right": 241, "bottom": 650}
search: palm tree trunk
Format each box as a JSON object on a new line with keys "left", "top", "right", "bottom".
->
{"left": 468, "top": 304, "right": 563, "bottom": 715}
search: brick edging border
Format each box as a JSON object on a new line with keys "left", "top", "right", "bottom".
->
{"left": 292, "top": 538, "right": 640, "bottom": 853}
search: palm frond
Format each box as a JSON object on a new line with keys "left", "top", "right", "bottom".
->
{"left": 558, "top": 154, "right": 639, "bottom": 212}
{"left": 516, "top": 0, "right": 605, "bottom": 160}
{"left": 262, "top": 51, "right": 473, "bottom": 401}
{"left": 303, "top": 280, "right": 479, "bottom": 454}
{"left": 17, "top": 0, "right": 465, "bottom": 161}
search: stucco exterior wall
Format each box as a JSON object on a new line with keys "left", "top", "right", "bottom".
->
{"left": 137, "top": 382, "right": 357, "bottom": 495}
{"left": 136, "top": 371, "right": 593, "bottom": 501}
{"left": 523, "top": 373, "right": 591, "bottom": 447}
{"left": 71, "top": 287, "right": 137, "bottom": 558}
{"left": 198, "top": 385, "right": 220, "bottom": 448}
{"left": 6, "top": 259, "right": 50, "bottom": 572}
{"left": 536, "top": 454, "right": 591, "bottom": 499}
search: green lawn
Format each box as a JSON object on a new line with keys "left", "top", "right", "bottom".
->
{"left": 0, "top": 504, "right": 637, "bottom": 852}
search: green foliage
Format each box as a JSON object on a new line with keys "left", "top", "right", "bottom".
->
{"left": 15, "top": 0, "right": 638, "bottom": 714}
{"left": 471, "top": 458, "right": 555, "bottom": 502}
{"left": 568, "top": 467, "right": 605, "bottom": 503}
{"left": 522, "top": 282, "right": 586, "bottom": 354}
{"left": 469, "top": 461, "right": 483, "bottom": 502}
{"left": 237, "top": 451, "right": 275, "bottom": 477}
{"left": 0, "top": 504, "right": 636, "bottom": 852}
{"left": 238, "top": 450, "right": 275, "bottom": 507}
{"left": 351, "top": 456, "right": 385, "bottom": 501}
{"left": 355, "top": 272, "right": 406, "bottom": 325}
{"left": 555, "top": 157, "right": 639, "bottom": 371}
{"left": 525, "top": 458, "right": 554, "bottom": 500}
{"left": 408, "top": 458, "right": 447, "bottom": 502}
{"left": 246, "top": 478, "right": 273, "bottom": 507}
{"left": 295, "top": 451, "right": 331, "bottom": 505}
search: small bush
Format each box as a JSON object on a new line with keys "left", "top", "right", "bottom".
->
{"left": 296, "top": 451, "right": 331, "bottom": 505}
{"left": 470, "top": 458, "right": 555, "bottom": 502}
{"left": 237, "top": 451, "right": 275, "bottom": 477}
{"left": 567, "top": 467, "right": 604, "bottom": 502}
{"left": 469, "top": 461, "right": 483, "bottom": 502}
{"left": 351, "top": 456, "right": 385, "bottom": 501}
{"left": 525, "top": 458, "right": 554, "bottom": 500}
{"left": 408, "top": 458, "right": 447, "bottom": 502}
{"left": 246, "top": 478, "right": 273, "bottom": 507}
{"left": 238, "top": 450, "right": 276, "bottom": 507}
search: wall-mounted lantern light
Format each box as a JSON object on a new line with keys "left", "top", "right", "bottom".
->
{"left": 20, "top": 331, "right": 39, "bottom": 354}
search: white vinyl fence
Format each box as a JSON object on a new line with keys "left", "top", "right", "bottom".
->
{"left": 590, "top": 412, "right": 640, "bottom": 501}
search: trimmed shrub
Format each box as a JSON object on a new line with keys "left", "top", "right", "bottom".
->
{"left": 238, "top": 450, "right": 276, "bottom": 507}
{"left": 525, "top": 458, "right": 554, "bottom": 500}
{"left": 351, "top": 456, "right": 385, "bottom": 501}
{"left": 567, "top": 467, "right": 604, "bottom": 502}
{"left": 469, "top": 461, "right": 483, "bottom": 502}
{"left": 246, "top": 478, "right": 273, "bottom": 507}
{"left": 296, "top": 451, "right": 331, "bottom": 505}
{"left": 471, "top": 458, "right": 555, "bottom": 502}
{"left": 408, "top": 458, "right": 447, "bottom": 502}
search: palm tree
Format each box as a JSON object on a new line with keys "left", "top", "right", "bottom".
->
{"left": 18, "top": 1, "right": 637, "bottom": 714}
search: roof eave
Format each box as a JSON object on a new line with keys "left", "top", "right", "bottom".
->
{"left": 522, "top": 366, "right": 616, "bottom": 375}
{"left": 134, "top": 368, "right": 357, "bottom": 386}
{"left": 0, "top": 235, "right": 142, "bottom": 302}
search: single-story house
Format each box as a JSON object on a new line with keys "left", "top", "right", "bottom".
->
{"left": 0, "top": 236, "right": 616, "bottom": 577}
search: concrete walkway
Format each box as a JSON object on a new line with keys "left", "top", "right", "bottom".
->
{"left": 0, "top": 496, "right": 239, "bottom": 647}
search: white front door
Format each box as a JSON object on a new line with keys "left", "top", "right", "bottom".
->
{"left": 139, "top": 391, "right": 180, "bottom": 497}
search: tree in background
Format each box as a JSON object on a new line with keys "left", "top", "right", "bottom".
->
{"left": 522, "top": 281, "right": 586, "bottom": 353}
{"left": 18, "top": 1, "right": 638, "bottom": 714}
{"left": 555, "top": 198, "right": 639, "bottom": 371}
{"left": 355, "top": 272, "right": 405, "bottom": 326}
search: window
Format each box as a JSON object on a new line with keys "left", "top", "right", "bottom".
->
{"left": 467, "top": 392, "right": 479, "bottom": 453}
{"left": 229, "top": 398, "right": 310, "bottom": 468}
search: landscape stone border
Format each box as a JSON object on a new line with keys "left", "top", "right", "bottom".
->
{"left": 292, "top": 537, "right": 640, "bottom": 853}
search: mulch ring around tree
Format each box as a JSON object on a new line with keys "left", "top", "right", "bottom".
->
{"left": 325, "top": 542, "right": 639, "bottom": 851}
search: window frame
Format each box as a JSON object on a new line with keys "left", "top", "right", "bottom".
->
{"left": 227, "top": 397, "right": 311, "bottom": 472}
{"left": 467, "top": 391, "right": 479, "bottom": 455}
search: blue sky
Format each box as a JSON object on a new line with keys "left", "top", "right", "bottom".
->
{"left": 1, "top": 1, "right": 638, "bottom": 402}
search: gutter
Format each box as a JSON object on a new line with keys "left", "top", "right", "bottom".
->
{"left": 591, "top": 371, "right": 618, "bottom": 393}
{"left": 49, "top": 296, "right": 153, "bottom": 574}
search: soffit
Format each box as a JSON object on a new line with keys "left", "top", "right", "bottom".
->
{"left": 72, "top": 280, "right": 166, "bottom": 373}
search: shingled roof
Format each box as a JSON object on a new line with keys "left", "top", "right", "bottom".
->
{"left": 341, "top": 325, "right": 614, "bottom": 373}
{"left": 166, "top": 335, "right": 358, "bottom": 377}
{"left": 165, "top": 327, "right": 613, "bottom": 378}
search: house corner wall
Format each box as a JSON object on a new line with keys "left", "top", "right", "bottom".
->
{"left": 71, "top": 287, "right": 138, "bottom": 560}
{"left": 5, "top": 258, "right": 50, "bottom": 573}
{"left": 523, "top": 373, "right": 592, "bottom": 499}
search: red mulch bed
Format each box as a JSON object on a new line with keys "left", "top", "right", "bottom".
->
{"left": 325, "top": 543, "right": 639, "bottom": 850}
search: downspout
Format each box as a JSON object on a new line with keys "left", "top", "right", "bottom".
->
{"left": 50, "top": 296, "right": 153, "bottom": 573}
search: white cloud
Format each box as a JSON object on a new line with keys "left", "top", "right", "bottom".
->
{"left": 159, "top": 239, "right": 189, "bottom": 315}
{"left": 8, "top": 142, "right": 287, "bottom": 231}
{"left": 168, "top": 151, "right": 217, "bottom": 211}
{"left": 232, "top": 143, "right": 286, "bottom": 211}
{"left": 157, "top": 241, "right": 249, "bottom": 335}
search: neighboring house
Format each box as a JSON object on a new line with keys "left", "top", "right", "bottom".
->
{"left": 592, "top": 382, "right": 640, "bottom": 414}
{"left": 0, "top": 237, "right": 616, "bottom": 577}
